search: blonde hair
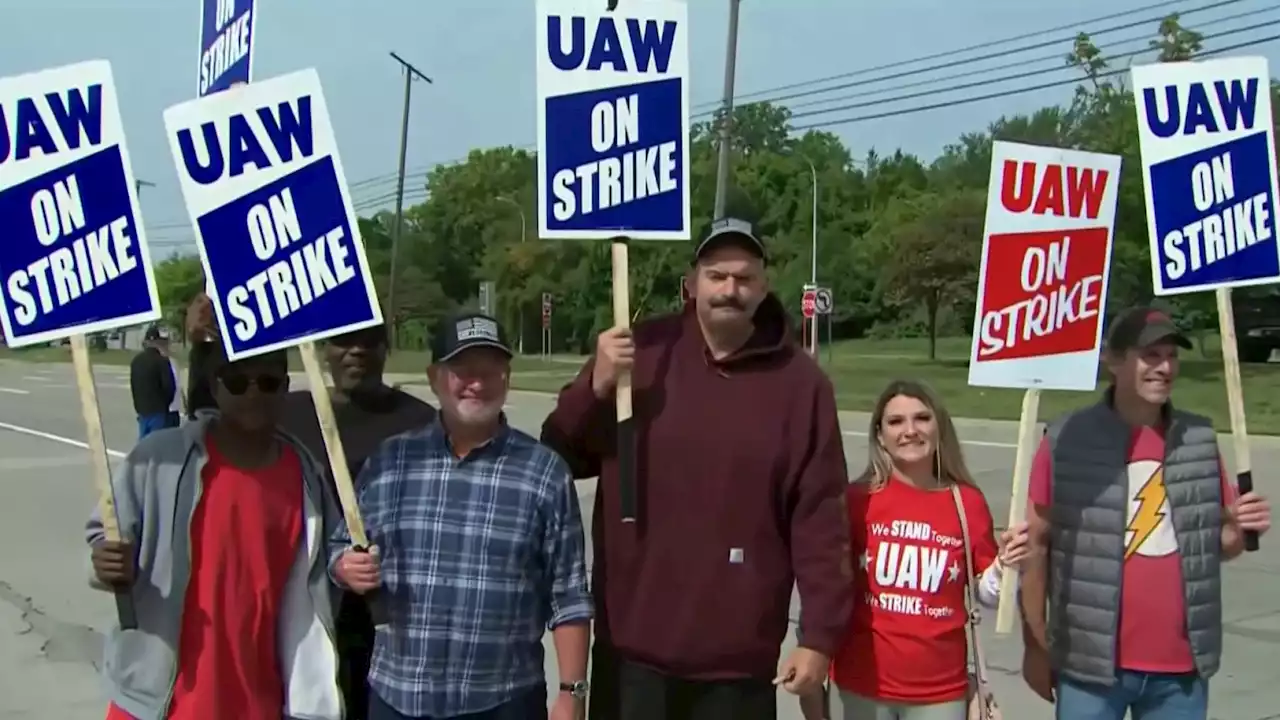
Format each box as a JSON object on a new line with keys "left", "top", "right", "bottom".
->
{"left": 857, "top": 379, "right": 977, "bottom": 492}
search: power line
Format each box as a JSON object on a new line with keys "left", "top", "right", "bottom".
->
{"left": 783, "top": 3, "right": 1276, "bottom": 113}
{"left": 690, "top": 0, "right": 1251, "bottom": 111}
{"left": 788, "top": 18, "right": 1280, "bottom": 122}
{"left": 691, "top": 0, "right": 1262, "bottom": 118}
{"left": 791, "top": 32, "right": 1280, "bottom": 131}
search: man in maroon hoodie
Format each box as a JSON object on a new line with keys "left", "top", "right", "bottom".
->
{"left": 542, "top": 217, "right": 853, "bottom": 720}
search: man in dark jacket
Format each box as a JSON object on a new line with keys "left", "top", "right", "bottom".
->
{"left": 279, "top": 322, "right": 436, "bottom": 720}
{"left": 129, "top": 325, "right": 179, "bottom": 438}
{"left": 542, "top": 217, "right": 853, "bottom": 720}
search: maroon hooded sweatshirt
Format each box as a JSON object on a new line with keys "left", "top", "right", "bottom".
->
{"left": 541, "top": 295, "right": 853, "bottom": 680}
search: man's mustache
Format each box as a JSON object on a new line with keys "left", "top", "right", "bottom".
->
{"left": 709, "top": 296, "right": 745, "bottom": 309}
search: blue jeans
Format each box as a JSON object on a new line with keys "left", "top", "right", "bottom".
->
{"left": 1056, "top": 670, "right": 1207, "bottom": 719}
{"left": 137, "top": 412, "right": 180, "bottom": 439}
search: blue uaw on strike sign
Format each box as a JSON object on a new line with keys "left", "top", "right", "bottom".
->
{"left": 198, "top": 0, "right": 256, "bottom": 97}
{"left": 536, "top": 0, "right": 690, "bottom": 241}
{"left": 1132, "top": 56, "right": 1280, "bottom": 295}
{"left": 163, "top": 68, "right": 382, "bottom": 361}
{"left": 0, "top": 60, "right": 161, "bottom": 348}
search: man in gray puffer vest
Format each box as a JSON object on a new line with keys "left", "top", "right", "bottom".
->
{"left": 1019, "top": 307, "right": 1271, "bottom": 719}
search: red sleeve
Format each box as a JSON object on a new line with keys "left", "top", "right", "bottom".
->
{"left": 966, "top": 487, "right": 1000, "bottom": 573}
{"left": 539, "top": 357, "right": 615, "bottom": 479}
{"left": 1027, "top": 435, "right": 1052, "bottom": 509}
{"left": 789, "top": 374, "right": 854, "bottom": 658}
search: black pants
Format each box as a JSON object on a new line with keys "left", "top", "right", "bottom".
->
{"left": 368, "top": 685, "right": 546, "bottom": 719}
{"left": 614, "top": 658, "right": 776, "bottom": 720}
{"left": 337, "top": 592, "right": 376, "bottom": 720}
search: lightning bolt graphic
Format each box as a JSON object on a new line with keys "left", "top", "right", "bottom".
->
{"left": 1126, "top": 468, "right": 1167, "bottom": 559}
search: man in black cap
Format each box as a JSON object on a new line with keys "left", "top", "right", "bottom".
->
{"left": 544, "top": 218, "right": 851, "bottom": 720}
{"left": 279, "top": 322, "right": 436, "bottom": 720}
{"left": 331, "top": 313, "right": 592, "bottom": 720}
{"left": 1019, "top": 307, "right": 1271, "bottom": 718}
{"left": 130, "top": 324, "right": 179, "bottom": 439}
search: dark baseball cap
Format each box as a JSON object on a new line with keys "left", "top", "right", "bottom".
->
{"left": 1105, "top": 307, "right": 1193, "bottom": 352}
{"left": 693, "top": 217, "right": 766, "bottom": 262}
{"left": 431, "top": 312, "right": 512, "bottom": 363}
{"left": 144, "top": 324, "right": 170, "bottom": 342}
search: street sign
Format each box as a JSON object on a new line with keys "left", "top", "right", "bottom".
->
{"left": 163, "top": 68, "right": 382, "bottom": 360}
{"left": 1132, "top": 57, "right": 1280, "bottom": 295}
{"left": 198, "top": 0, "right": 256, "bottom": 97}
{"left": 478, "top": 281, "right": 494, "bottom": 316}
{"left": 542, "top": 292, "right": 553, "bottom": 329}
{"left": 814, "top": 288, "right": 833, "bottom": 315}
{"left": 801, "top": 288, "right": 817, "bottom": 319}
{"left": 0, "top": 60, "right": 162, "bottom": 347}
{"left": 535, "top": 0, "right": 691, "bottom": 241}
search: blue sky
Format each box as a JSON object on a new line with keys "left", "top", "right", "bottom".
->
{"left": 5, "top": 0, "right": 1278, "bottom": 256}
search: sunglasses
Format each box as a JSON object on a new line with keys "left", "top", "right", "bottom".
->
{"left": 218, "top": 373, "right": 285, "bottom": 396}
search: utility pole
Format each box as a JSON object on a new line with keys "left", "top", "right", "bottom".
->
{"left": 386, "top": 51, "right": 433, "bottom": 350}
{"left": 711, "top": 0, "right": 743, "bottom": 219}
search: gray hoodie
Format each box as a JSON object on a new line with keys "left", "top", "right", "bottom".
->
{"left": 85, "top": 414, "right": 345, "bottom": 720}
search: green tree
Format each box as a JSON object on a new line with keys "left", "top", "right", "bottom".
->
{"left": 153, "top": 254, "right": 205, "bottom": 339}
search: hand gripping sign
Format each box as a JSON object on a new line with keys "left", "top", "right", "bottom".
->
{"left": 537, "top": 0, "right": 691, "bottom": 523}
{"left": 0, "top": 60, "right": 162, "bottom": 629}
{"left": 198, "top": 0, "right": 256, "bottom": 97}
{"left": 1132, "top": 56, "right": 1279, "bottom": 553}
{"left": 967, "top": 141, "right": 1122, "bottom": 634}
{"left": 163, "top": 68, "right": 392, "bottom": 618}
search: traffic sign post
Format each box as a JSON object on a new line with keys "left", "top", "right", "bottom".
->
{"left": 541, "top": 292, "right": 553, "bottom": 360}
{"left": 801, "top": 285, "right": 818, "bottom": 357}
{"left": 815, "top": 287, "right": 833, "bottom": 365}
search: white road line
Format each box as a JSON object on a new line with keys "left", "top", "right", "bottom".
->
{"left": 0, "top": 387, "right": 30, "bottom": 395}
{"left": 21, "top": 375, "right": 50, "bottom": 382}
{"left": 0, "top": 421, "right": 126, "bottom": 458}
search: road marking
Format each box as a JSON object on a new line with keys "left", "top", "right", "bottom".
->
{"left": 0, "top": 421, "right": 126, "bottom": 458}
{"left": 0, "top": 387, "right": 29, "bottom": 395}
{"left": 21, "top": 375, "right": 50, "bottom": 382}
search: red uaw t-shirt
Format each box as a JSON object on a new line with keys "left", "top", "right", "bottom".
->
{"left": 1028, "top": 425, "right": 1235, "bottom": 673}
{"left": 831, "top": 477, "right": 998, "bottom": 703}
{"left": 105, "top": 436, "right": 304, "bottom": 720}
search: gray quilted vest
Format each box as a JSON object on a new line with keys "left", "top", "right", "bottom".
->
{"left": 1043, "top": 394, "right": 1223, "bottom": 686}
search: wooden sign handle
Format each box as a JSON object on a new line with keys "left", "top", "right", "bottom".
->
{"left": 995, "top": 388, "right": 1040, "bottom": 634}
{"left": 612, "top": 239, "right": 637, "bottom": 523}
{"left": 71, "top": 334, "right": 137, "bottom": 629}
{"left": 1216, "top": 288, "right": 1259, "bottom": 552}
{"left": 298, "top": 341, "right": 391, "bottom": 623}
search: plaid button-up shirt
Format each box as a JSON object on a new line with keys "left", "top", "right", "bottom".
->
{"left": 329, "top": 419, "right": 593, "bottom": 717}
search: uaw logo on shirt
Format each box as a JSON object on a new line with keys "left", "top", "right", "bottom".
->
{"left": 456, "top": 317, "right": 499, "bottom": 342}
{"left": 1125, "top": 460, "right": 1178, "bottom": 559}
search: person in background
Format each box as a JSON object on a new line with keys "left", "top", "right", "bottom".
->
{"left": 129, "top": 324, "right": 178, "bottom": 438}
{"left": 87, "top": 344, "right": 343, "bottom": 720}
{"left": 542, "top": 217, "right": 853, "bottom": 720}
{"left": 801, "top": 380, "right": 1030, "bottom": 720}
{"left": 184, "top": 292, "right": 219, "bottom": 420}
{"left": 1020, "top": 307, "right": 1272, "bottom": 719}
{"left": 280, "top": 322, "right": 437, "bottom": 720}
{"left": 332, "top": 313, "right": 592, "bottom": 720}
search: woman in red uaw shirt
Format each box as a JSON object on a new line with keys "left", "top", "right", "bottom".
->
{"left": 821, "top": 380, "right": 1030, "bottom": 720}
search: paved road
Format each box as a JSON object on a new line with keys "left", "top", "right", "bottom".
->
{"left": 0, "top": 362, "right": 1278, "bottom": 718}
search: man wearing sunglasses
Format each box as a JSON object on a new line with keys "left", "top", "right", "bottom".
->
{"left": 87, "top": 344, "right": 344, "bottom": 720}
{"left": 280, "top": 322, "right": 437, "bottom": 720}
{"left": 330, "top": 313, "right": 593, "bottom": 720}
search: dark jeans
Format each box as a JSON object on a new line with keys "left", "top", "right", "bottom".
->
{"left": 337, "top": 592, "right": 376, "bottom": 720}
{"left": 1055, "top": 670, "right": 1208, "bottom": 720}
{"left": 616, "top": 658, "right": 776, "bottom": 720}
{"left": 137, "top": 412, "right": 180, "bottom": 439}
{"left": 368, "top": 685, "right": 547, "bottom": 720}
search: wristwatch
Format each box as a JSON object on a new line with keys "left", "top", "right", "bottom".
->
{"left": 559, "top": 680, "right": 590, "bottom": 699}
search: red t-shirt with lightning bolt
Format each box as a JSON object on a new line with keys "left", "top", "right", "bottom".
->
{"left": 1029, "top": 425, "right": 1235, "bottom": 673}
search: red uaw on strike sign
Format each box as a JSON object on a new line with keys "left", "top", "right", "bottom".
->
{"left": 968, "top": 141, "right": 1123, "bottom": 391}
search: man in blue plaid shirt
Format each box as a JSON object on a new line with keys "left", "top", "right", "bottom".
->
{"left": 331, "top": 312, "right": 593, "bottom": 720}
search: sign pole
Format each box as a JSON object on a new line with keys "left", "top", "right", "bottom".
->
{"left": 1216, "top": 288, "right": 1259, "bottom": 550}
{"left": 995, "top": 387, "right": 1041, "bottom": 633}
{"left": 612, "top": 238, "right": 637, "bottom": 523}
